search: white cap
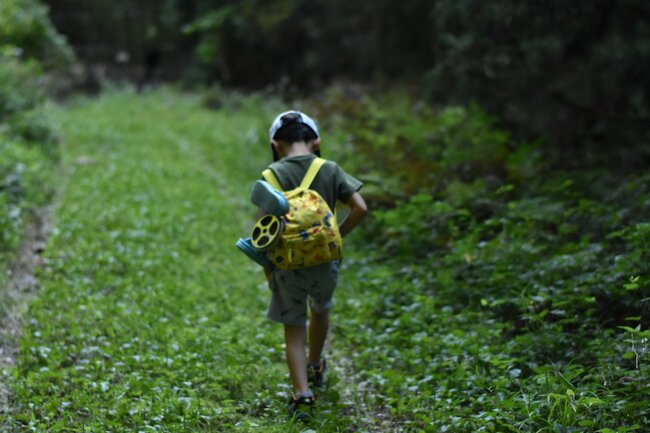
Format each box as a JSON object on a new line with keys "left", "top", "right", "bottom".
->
{"left": 269, "top": 110, "right": 319, "bottom": 142}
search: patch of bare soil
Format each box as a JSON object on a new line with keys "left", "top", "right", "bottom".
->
{"left": 0, "top": 208, "right": 52, "bottom": 422}
{"left": 329, "top": 336, "right": 405, "bottom": 432}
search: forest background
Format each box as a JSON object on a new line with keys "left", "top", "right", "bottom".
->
{"left": 1, "top": 0, "right": 649, "bottom": 432}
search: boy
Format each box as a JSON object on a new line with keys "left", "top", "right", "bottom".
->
{"left": 258, "top": 110, "right": 367, "bottom": 419}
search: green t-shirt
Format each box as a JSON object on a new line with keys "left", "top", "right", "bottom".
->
{"left": 265, "top": 154, "right": 362, "bottom": 211}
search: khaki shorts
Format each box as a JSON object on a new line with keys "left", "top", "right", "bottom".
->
{"left": 267, "top": 261, "right": 339, "bottom": 326}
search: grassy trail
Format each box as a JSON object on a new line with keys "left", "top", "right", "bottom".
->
{"left": 4, "top": 90, "right": 384, "bottom": 432}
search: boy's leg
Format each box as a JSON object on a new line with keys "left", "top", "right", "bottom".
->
{"left": 284, "top": 324, "right": 310, "bottom": 394}
{"left": 308, "top": 309, "right": 329, "bottom": 364}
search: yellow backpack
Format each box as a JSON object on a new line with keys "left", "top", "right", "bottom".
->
{"left": 262, "top": 158, "right": 343, "bottom": 270}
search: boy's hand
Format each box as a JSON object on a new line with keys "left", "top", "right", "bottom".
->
{"left": 339, "top": 192, "right": 368, "bottom": 237}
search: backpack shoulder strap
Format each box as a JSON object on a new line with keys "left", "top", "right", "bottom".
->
{"left": 299, "top": 157, "right": 326, "bottom": 189}
{"left": 262, "top": 168, "right": 283, "bottom": 191}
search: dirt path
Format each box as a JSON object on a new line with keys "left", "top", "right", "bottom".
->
{"left": 0, "top": 208, "right": 52, "bottom": 421}
{"left": 329, "top": 338, "right": 404, "bottom": 432}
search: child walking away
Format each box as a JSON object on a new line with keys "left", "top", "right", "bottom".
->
{"left": 254, "top": 110, "right": 367, "bottom": 421}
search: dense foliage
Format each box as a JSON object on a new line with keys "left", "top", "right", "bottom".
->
{"left": 44, "top": 0, "right": 650, "bottom": 164}
{"left": 0, "top": 0, "right": 72, "bottom": 292}
{"left": 0, "top": 0, "right": 72, "bottom": 67}
{"left": 316, "top": 91, "right": 650, "bottom": 431}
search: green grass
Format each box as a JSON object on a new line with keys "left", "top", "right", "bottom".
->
{"left": 4, "top": 87, "right": 649, "bottom": 433}
{"left": 4, "top": 89, "right": 376, "bottom": 432}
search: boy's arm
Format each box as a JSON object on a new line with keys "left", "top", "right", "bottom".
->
{"left": 339, "top": 192, "right": 368, "bottom": 238}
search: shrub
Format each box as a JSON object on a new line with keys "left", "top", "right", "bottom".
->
{"left": 0, "top": 0, "right": 73, "bottom": 68}
{"left": 0, "top": 49, "right": 43, "bottom": 120}
{"left": 317, "top": 91, "right": 520, "bottom": 199}
{"left": 0, "top": 0, "right": 69, "bottom": 280}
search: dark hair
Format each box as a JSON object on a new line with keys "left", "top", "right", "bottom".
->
{"left": 271, "top": 113, "right": 319, "bottom": 161}
{"left": 272, "top": 113, "right": 318, "bottom": 143}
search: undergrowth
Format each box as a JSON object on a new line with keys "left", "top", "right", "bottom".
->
{"left": 0, "top": 0, "right": 70, "bottom": 320}
{"left": 317, "top": 90, "right": 650, "bottom": 432}
{"left": 4, "top": 86, "right": 649, "bottom": 432}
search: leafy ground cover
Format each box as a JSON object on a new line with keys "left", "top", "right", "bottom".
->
{"left": 2, "top": 89, "right": 390, "bottom": 432}
{"left": 3, "top": 87, "right": 649, "bottom": 432}
{"left": 317, "top": 91, "right": 650, "bottom": 432}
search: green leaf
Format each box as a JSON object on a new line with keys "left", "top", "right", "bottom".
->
{"left": 577, "top": 397, "right": 604, "bottom": 407}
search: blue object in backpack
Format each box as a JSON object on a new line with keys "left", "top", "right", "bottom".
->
{"left": 235, "top": 237, "right": 269, "bottom": 267}
{"left": 250, "top": 180, "right": 289, "bottom": 216}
